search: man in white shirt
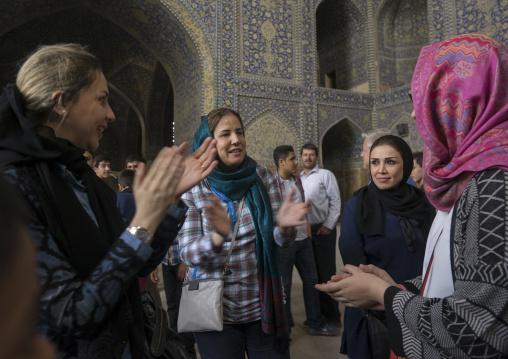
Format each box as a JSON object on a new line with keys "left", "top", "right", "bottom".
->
{"left": 273, "top": 145, "right": 339, "bottom": 337}
{"left": 300, "top": 143, "right": 341, "bottom": 326}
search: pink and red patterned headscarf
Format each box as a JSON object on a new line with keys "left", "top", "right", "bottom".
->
{"left": 412, "top": 34, "right": 508, "bottom": 211}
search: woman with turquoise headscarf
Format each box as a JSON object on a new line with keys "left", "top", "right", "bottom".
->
{"left": 178, "top": 108, "right": 309, "bottom": 358}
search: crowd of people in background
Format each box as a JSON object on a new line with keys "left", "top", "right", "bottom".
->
{"left": 0, "top": 33, "right": 507, "bottom": 359}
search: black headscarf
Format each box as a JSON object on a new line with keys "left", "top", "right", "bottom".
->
{"left": 355, "top": 135, "right": 432, "bottom": 252}
{"left": 0, "top": 84, "right": 144, "bottom": 358}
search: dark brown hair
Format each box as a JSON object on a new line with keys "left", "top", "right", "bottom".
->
{"left": 94, "top": 154, "right": 111, "bottom": 168}
{"left": 413, "top": 151, "right": 423, "bottom": 167}
{"left": 301, "top": 143, "right": 318, "bottom": 156}
{"left": 207, "top": 108, "right": 244, "bottom": 137}
{"left": 118, "top": 169, "right": 135, "bottom": 188}
{"left": 273, "top": 145, "right": 295, "bottom": 168}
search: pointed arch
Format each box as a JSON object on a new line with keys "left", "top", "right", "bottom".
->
{"left": 375, "top": 0, "right": 429, "bottom": 91}
{"left": 315, "top": 0, "right": 368, "bottom": 91}
{"left": 322, "top": 117, "right": 368, "bottom": 205}
{"left": 245, "top": 109, "right": 298, "bottom": 167}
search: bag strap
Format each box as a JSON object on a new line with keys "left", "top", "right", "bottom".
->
{"left": 222, "top": 196, "right": 245, "bottom": 278}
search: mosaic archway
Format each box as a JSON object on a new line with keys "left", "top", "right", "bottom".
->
{"left": 375, "top": 0, "right": 429, "bottom": 91}
{"left": 315, "top": 0, "right": 368, "bottom": 92}
{"left": 0, "top": 0, "right": 217, "bottom": 165}
{"left": 322, "top": 117, "right": 367, "bottom": 206}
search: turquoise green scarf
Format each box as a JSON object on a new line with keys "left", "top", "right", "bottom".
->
{"left": 193, "top": 116, "right": 289, "bottom": 350}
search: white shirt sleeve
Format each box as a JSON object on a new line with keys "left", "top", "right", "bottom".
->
{"left": 323, "top": 171, "right": 341, "bottom": 230}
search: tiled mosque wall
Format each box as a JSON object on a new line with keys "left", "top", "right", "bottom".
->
{"left": 375, "top": 86, "right": 424, "bottom": 155}
{"left": 1, "top": 0, "right": 508, "bottom": 194}
{"left": 316, "top": 0, "right": 368, "bottom": 91}
{"left": 455, "top": 0, "right": 508, "bottom": 46}
{"left": 377, "top": 0, "right": 429, "bottom": 91}
{"left": 0, "top": 0, "right": 210, "bottom": 169}
{"left": 239, "top": 0, "right": 297, "bottom": 81}
{"left": 321, "top": 118, "right": 369, "bottom": 208}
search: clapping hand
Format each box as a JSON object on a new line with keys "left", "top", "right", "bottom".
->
{"left": 131, "top": 146, "right": 183, "bottom": 233}
{"left": 174, "top": 137, "right": 218, "bottom": 200}
{"left": 277, "top": 188, "right": 311, "bottom": 237}
{"left": 205, "top": 196, "right": 231, "bottom": 251}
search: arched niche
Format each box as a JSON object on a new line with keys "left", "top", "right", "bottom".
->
{"left": 0, "top": 0, "right": 215, "bottom": 167}
{"left": 315, "top": 0, "right": 368, "bottom": 92}
{"left": 145, "top": 63, "right": 174, "bottom": 159}
{"left": 322, "top": 118, "right": 367, "bottom": 208}
{"left": 245, "top": 110, "right": 297, "bottom": 169}
{"left": 376, "top": 0, "right": 429, "bottom": 92}
{"left": 97, "top": 87, "right": 143, "bottom": 170}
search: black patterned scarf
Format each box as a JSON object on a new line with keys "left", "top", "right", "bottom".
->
{"left": 0, "top": 84, "right": 144, "bottom": 358}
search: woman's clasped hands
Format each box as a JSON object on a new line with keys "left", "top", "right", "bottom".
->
{"left": 316, "top": 264, "right": 398, "bottom": 310}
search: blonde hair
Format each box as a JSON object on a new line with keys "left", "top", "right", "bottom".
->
{"left": 16, "top": 43, "right": 102, "bottom": 124}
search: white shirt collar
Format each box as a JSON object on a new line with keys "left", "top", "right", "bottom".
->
{"left": 300, "top": 164, "right": 320, "bottom": 178}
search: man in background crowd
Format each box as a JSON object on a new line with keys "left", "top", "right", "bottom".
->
{"left": 273, "top": 145, "right": 339, "bottom": 336}
{"left": 300, "top": 143, "right": 342, "bottom": 327}
{"left": 125, "top": 154, "right": 146, "bottom": 170}
{"left": 94, "top": 154, "right": 118, "bottom": 192}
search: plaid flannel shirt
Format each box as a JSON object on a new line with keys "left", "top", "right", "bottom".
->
{"left": 274, "top": 170, "right": 305, "bottom": 202}
{"left": 178, "top": 165, "right": 293, "bottom": 323}
{"left": 162, "top": 241, "right": 180, "bottom": 266}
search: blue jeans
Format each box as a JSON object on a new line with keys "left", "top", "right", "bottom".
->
{"left": 277, "top": 237, "right": 327, "bottom": 330}
{"left": 193, "top": 320, "right": 290, "bottom": 359}
{"left": 311, "top": 225, "right": 341, "bottom": 323}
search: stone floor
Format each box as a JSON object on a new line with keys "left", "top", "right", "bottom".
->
{"left": 156, "top": 231, "right": 348, "bottom": 359}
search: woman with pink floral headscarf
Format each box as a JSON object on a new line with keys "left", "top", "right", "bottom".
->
{"left": 317, "top": 34, "right": 508, "bottom": 358}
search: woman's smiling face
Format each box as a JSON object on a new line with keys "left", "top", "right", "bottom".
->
{"left": 370, "top": 145, "right": 404, "bottom": 190}
{"left": 213, "top": 114, "right": 246, "bottom": 173}
{"left": 52, "top": 71, "right": 115, "bottom": 151}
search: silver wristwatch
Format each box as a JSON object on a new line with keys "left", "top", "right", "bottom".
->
{"left": 126, "top": 226, "right": 154, "bottom": 244}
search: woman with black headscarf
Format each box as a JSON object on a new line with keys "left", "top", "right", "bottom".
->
{"left": 337, "top": 135, "right": 435, "bottom": 359}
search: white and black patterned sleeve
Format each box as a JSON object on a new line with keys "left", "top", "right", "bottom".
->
{"left": 384, "top": 169, "right": 508, "bottom": 359}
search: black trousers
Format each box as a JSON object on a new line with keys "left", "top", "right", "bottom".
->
{"left": 310, "top": 224, "right": 341, "bottom": 323}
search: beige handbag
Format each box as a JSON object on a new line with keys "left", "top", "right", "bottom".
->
{"left": 177, "top": 197, "right": 244, "bottom": 333}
